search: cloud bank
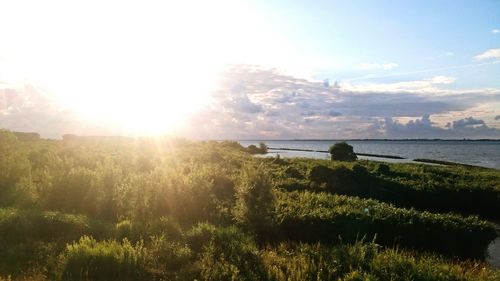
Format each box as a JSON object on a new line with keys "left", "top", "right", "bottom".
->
{"left": 1, "top": 65, "right": 500, "bottom": 139}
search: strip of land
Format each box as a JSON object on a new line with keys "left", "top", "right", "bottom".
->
{"left": 268, "top": 147, "right": 406, "bottom": 159}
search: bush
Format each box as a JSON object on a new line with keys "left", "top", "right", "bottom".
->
{"left": 376, "top": 164, "right": 390, "bottom": 175}
{"left": 0, "top": 130, "right": 31, "bottom": 206}
{"left": 234, "top": 165, "right": 275, "bottom": 238}
{"left": 309, "top": 165, "right": 334, "bottom": 183}
{"left": 147, "top": 234, "right": 193, "bottom": 278}
{"left": 0, "top": 209, "right": 97, "bottom": 245}
{"left": 187, "top": 223, "right": 267, "bottom": 281}
{"left": 274, "top": 191, "right": 496, "bottom": 259}
{"left": 329, "top": 142, "right": 357, "bottom": 161}
{"left": 259, "top": 142, "right": 268, "bottom": 154}
{"left": 58, "top": 236, "right": 147, "bottom": 281}
{"left": 262, "top": 242, "right": 500, "bottom": 281}
{"left": 245, "top": 142, "right": 268, "bottom": 155}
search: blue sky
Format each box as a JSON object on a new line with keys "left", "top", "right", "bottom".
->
{"left": 253, "top": 0, "right": 500, "bottom": 88}
{"left": 0, "top": 0, "right": 499, "bottom": 139}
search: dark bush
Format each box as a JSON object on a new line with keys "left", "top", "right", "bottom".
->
{"left": 352, "top": 164, "right": 368, "bottom": 175}
{"left": 259, "top": 142, "right": 268, "bottom": 154}
{"left": 275, "top": 191, "right": 497, "bottom": 259}
{"left": 211, "top": 175, "right": 236, "bottom": 201}
{"left": 309, "top": 165, "right": 334, "bottom": 183}
{"left": 284, "top": 166, "right": 303, "bottom": 179}
{"left": 376, "top": 164, "right": 390, "bottom": 175}
{"left": 329, "top": 142, "right": 357, "bottom": 161}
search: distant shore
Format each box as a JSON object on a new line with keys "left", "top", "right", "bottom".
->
{"left": 239, "top": 138, "right": 500, "bottom": 142}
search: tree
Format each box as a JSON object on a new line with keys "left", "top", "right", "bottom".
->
{"left": 328, "top": 142, "right": 357, "bottom": 161}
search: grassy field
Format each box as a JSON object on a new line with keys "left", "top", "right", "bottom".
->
{"left": 0, "top": 129, "right": 499, "bottom": 280}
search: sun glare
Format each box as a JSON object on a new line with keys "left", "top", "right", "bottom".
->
{"left": 1, "top": 0, "right": 289, "bottom": 136}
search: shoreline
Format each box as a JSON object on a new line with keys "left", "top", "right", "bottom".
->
{"left": 265, "top": 147, "right": 492, "bottom": 169}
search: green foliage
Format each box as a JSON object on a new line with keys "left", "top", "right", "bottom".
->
{"left": 187, "top": 223, "right": 267, "bottom": 281}
{"left": 58, "top": 236, "right": 147, "bottom": 281}
{"left": 375, "top": 163, "right": 390, "bottom": 175}
{"left": 262, "top": 242, "right": 500, "bottom": 281}
{"left": 0, "top": 208, "right": 103, "bottom": 245}
{"left": 234, "top": 165, "right": 275, "bottom": 238}
{"left": 275, "top": 191, "right": 496, "bottom": 258}
{"left": 246, "top": 142, "right": 268, "bottom": 155}
{"left": 329, "top": 142, "right": 357, "bottom": 161}
{"left": 0, "top": 130, "right": 32, "bottom": 206}
{"left": 146, "top": 234, "right": 194, "bottom": 279}
{"left": 0, "top": 133, "right": 499, "bottom": 279}
{"left": 274, "top": 158, "right": 500, "bottom": 220}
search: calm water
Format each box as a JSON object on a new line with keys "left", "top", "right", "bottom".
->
{"left": 239, "top": 140, "right": 500, "bottom": 169}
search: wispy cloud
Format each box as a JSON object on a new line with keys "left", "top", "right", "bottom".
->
{"left": 359, "top": 62, "right": 399, "bottom": 70}
{"left": 346, "top": 61, "right": 499, "bottom": 82}
{"left": 342, "top": 76, "right": 457, "bottom": 93}
{"left": 492, "top": 29, "right": 500, "bottom": 34}
{"left": 475, "top": 48, "right": 500, "bottom": 60}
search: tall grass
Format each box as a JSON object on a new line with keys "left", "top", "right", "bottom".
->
{"left": 58, "top": 236, "right": 147, "bottom": 281}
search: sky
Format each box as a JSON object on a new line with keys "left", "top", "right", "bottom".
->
{"left": 0, "top": 0, "right": 499, "bottom": 139}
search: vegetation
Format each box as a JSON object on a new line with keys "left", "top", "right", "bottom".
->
{"left": 246, "top": 142, "right": 268, "bottom": 154}
{"left": 329, "top": 142, "right": 357, "bottom": 161}
{"left": 0, "top": 129, "right": 498, "bottom": 280}
{"left": 274, "top": 191, "right": 495, "bottom": 258}
{"left": 274, "top": 158, "right": 500, "bottom": 220}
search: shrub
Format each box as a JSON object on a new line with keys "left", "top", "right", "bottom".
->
{"left": 187, "top": 223, "right": 267, "bottom": 281}
{"left": 58, "top": 236, "right": 147, "bottom": 281}
{"left": 352, "top": 164, "right": 368, "bottom": 175}
{"left": 309, "top": 165, "right": 334, "bottom": 183}
{"left": 245, "top": 143, "right": 268, "bottom": 155}
{"left": 234, "top": 165, "right": 275, "bottom": 238}
{"left": 376, "top": 164, "right": 390, "bottom": 175}
{"left": 329, "top": 142, "right": 357, "bottom": 161}
{"left": 115, "top": 220, "right": 134, "bottom": 240}
{"left": 258, "top": 142, "right": 268, "bottom": 154}
{"left": 274, "top": 191, "right": 496, "bottom": 259}
{"left": 262, "top": 242, "right": 500, "bottom": 281}
{"left": 0, "top": 209, "right": 95, "bottom": 245}
{"left": 147, "top": 234, "right": 193, "bottom": 278}
{"left": 0, "top": 130, "right": 31, "bottom": 206}
{"left": 284, "top": 166, "right": 303, "bottom": 179}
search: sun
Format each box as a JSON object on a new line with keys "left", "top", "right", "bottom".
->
{"left": 1, "top": 0, "right": 292, "bottom": 136}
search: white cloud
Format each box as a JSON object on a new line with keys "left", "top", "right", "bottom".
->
{"left": 446, "top": 52, "right": 454, "bottom": 56}
{"left": 342, "top": 76, "right": 456, "bottom": 93}
{"left": 429, "top": 76, "right": 456, "bottom": 84}
{"left": 359, "top": 62, "right": 399, "bottom": 70}
{"left": 492, "top": 29, "right": 500, "bottom": 34}
{"left": 474, "top": 48, "right": 500, "bottom": 60}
